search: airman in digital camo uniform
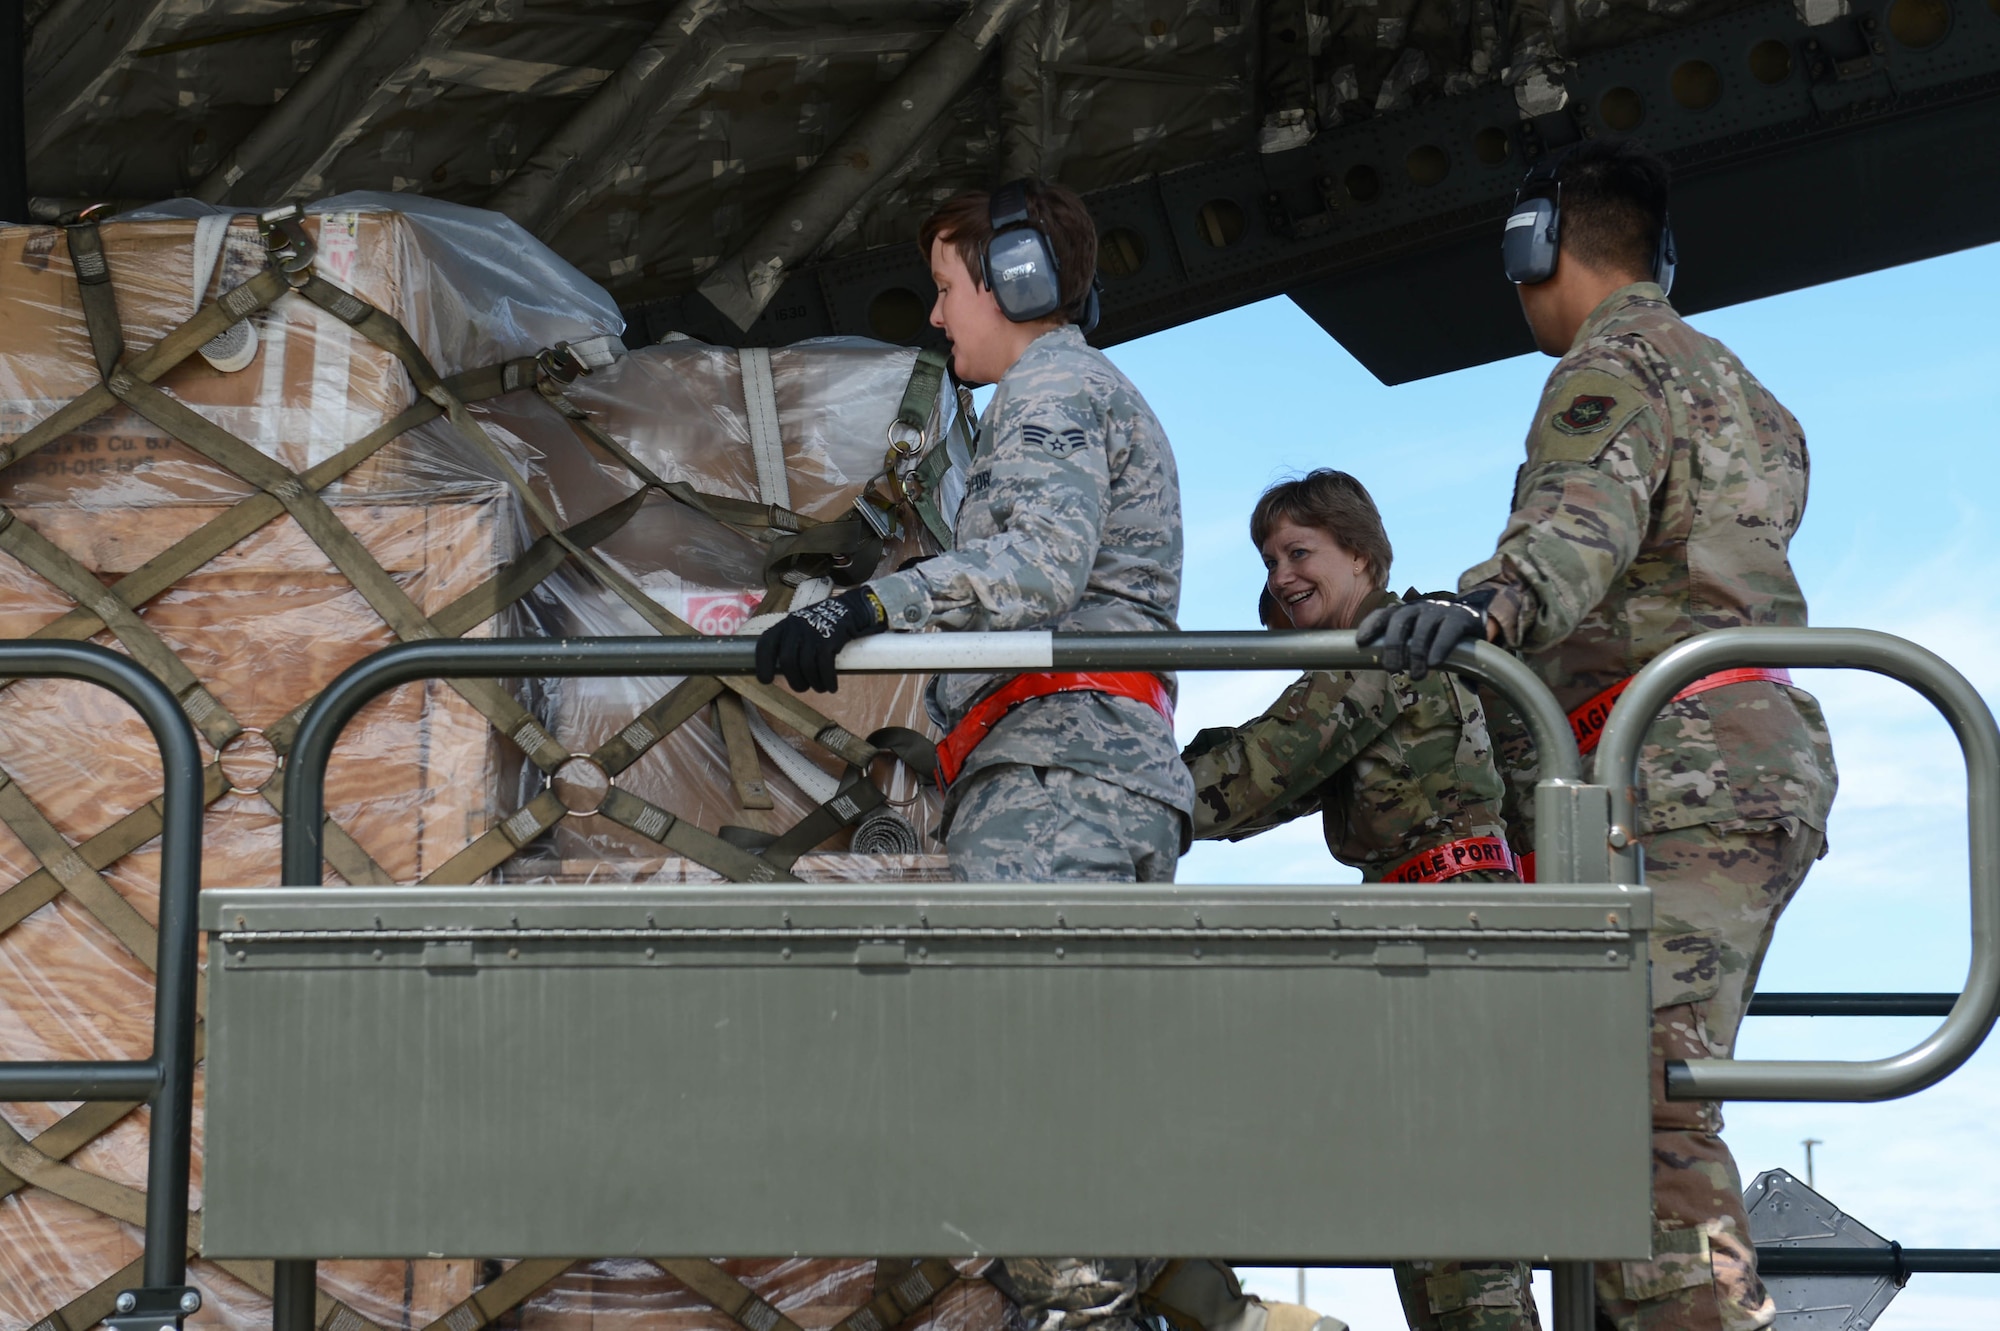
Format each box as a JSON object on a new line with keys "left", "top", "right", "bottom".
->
{"left": 1361, "top": 141, "right": 1837, "bottom": 1331}
{"left": 758, "top": 180, "right": 1200, "bottom": 1331}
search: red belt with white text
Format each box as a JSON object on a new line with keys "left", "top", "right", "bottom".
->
{"left": 1567, "top": 666, "right": 1794, "bottom": 757}
{"left": 1384, "top": 836, "right": 1518, "bottom": 884}
{"left": 934, "top": 671, "right": 1175, "bottom": 790}
{"left": 1516, "top": 665, "right": 1797, "bottom": 882}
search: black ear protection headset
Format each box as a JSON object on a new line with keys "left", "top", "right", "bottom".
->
{"left": 1501, "top": 150, "right": 1677, "bottom": 294}
{"left": 982, "top": 179, "right": 1102, "bottom": 334}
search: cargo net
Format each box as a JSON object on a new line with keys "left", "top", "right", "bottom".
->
{"left": 0, "top": 210, "right": 988, "bottom": 1331}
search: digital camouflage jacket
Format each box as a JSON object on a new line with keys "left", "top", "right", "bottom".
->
{"left": 869, "top": 325, "right": 1193, "bottom": 818}
{"left": 1182, "top": 590, "right": 1511, "bottom": 879}
{"left": 1459, "top": 282, "right": 1837, "bottom": 841}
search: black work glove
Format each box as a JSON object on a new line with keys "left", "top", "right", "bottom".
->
{"left": 754, "top": 587, "right": 887, "bottom": 694}
{"left": 1354, "top": 587, "right": 1497, "bottom": 680}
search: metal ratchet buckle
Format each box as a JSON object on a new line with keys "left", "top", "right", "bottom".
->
{"left": 536, "top": 341, "right": 591, "bottom": 385}
{"left": 257, "top": 205, "right": 317, "bottom": 284}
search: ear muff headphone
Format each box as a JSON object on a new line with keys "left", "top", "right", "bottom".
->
{"left": 1501, "top": 153, "right": 1677, "bottom": 295}
{"left": 982, "top": 179, "right": 1102, "bottom": 333}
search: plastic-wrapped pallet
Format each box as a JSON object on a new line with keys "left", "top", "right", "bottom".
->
{"left": 0, "top": 195, "right": 990, "bottom": 1331}
{"left": 0, "top": 197, "right": 539, "bottom": 1331}
{"left": 481, "top": 335, "right": 962, "bottom": 881}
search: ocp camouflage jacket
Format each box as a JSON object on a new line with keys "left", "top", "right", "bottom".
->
{"left": 1182, "top": 590, "right": 1511, "bottom": 878}
{"left": 1459, "top": 282, "right": 1837, "bottom": 841}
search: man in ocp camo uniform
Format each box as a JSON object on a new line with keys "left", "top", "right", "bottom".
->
{"left": 756, "top": 179, "right": 1207, "bottom": 1331}
{"left": 1360, "top": 141, "right": 1836, "bottom": 1331}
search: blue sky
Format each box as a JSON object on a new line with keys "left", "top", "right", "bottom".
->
{"left": 1095, "top": 241, "right": 2000, "bottom": 1330}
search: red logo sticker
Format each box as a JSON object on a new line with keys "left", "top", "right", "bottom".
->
{"left": 686, "top": 591, "right": 763, "bottom": 636}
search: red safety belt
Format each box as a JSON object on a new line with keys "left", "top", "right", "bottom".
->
{"left": 1518, "top": 666, "right": 1796, "bottom": 881}
{"left": 1383, "top": 835, "right": 1518, "bottom": 884}
{"left": 934, "top": 671, "right": 1174, "bottom": 789}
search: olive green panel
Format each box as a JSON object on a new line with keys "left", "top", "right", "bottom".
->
{"left": 199, "top": 884, "right": 1653, "bottom": 1262}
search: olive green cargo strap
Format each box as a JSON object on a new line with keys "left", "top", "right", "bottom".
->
{"left": 0, "top": 264, "right": 288, "bottom": 473}
{"left": 55, "top": 225, "right": 572, "bottom": 778}
{"left": 420, "top": 790, "right": 571, "bottom": 887}
{"left": 538, "top": 381, "right": 809, "bottom": 535}
{"left": 599, "top": 787, "right": 796, "bottom": 882}
{"left": 715, "top": 693, "right": 775, "bottom": 809}
{"left": 0, "top": 764, "right": 227, "bottom": 937}
{"left": 539, "top": 386, "right": 886, "bottom": 601}
{"left": 657, "top": 1259, "right": 811, "bottom": 1331}
{"left": 62, "top": 221, "right": 125, "bottom": 380}
{"left": 18, "top": 397, "right": 435, "bottom": 650}
{"left": 293, "top": 273, "right": 880, "bottom": 772}
{"left": 726, "top": 725, "right": 936, "bottom": 867}
{"left": 0, "top": 506, "right": 238, "bottom": 750}
{"left": 101, "top": 364, "right": 571, "bottom": 775}
{"left": 21, "top": 1253, "right": 145, "bottom": 1331}
{"left": 422, "top": 1260, "right": 576, "bottom": 1331}
{"left": 0, "top": 761, "right": 166, "bottom": 966}
{"left": 843, "top": 1258, "right": 962, "bottom": 1331}
{"left": 296, "top": 275, "right": 876, "bottom": 774}
{"left": 656, "top": 1256, "right": 961, "bottom": 1331}
{"left": 21, "top": 352, "right": 541, "bottom": 655}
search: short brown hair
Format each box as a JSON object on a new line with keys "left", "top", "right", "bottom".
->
{"left": 1556, "top": 140, "right": 1671, "bottom": 280}
{"left": 1250, "top": 470, "right": 1393, "bottom": 589}
{"left": 919, "top": 180, "right": 1099, "bottom": 324}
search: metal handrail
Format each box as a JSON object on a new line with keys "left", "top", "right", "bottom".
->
{"left": 0, "top": 642, "right": 204, "bottom": 1293}
{"left": 270, "top": 630, "right": 1598, "bottom": 1331}
{"left": 279, "top": 631, "right": 1582, "bottom": 884}
{"left": 1594, "top": 627, "right": 2000, "bottom": 1102}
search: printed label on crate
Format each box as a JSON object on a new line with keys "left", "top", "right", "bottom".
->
{"left": 684, "top": 590, "right": 764, "bottom": 636}
{"left": 315, "top": 212, "right": 362, "bottom": 290}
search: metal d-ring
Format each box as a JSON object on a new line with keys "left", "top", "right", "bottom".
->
{"left": 885, "top": 419, "right": 926, "bottom": 458}
{"left": 867, "top": 748, "right": 927, "bottom": 809}
{"left": 214, "top": 727, "right": 279, "bottom": 797}
{"left": 546, "top": 753, "right": 613, "bottom": 817}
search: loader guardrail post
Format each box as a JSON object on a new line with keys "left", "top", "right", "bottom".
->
{"left": 0, "top": 641, "right": 204, "bottom": 1321}
{"left": 276, "top": 631, "right": 1601, "bottom": 1331}
{"left": 1592, "top": 626, "right": 2000, "bottom": 1102}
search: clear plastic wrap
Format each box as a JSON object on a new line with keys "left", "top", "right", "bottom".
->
{"left": 0, "top": 203, "right": 600, "bottom": 1329}
{"left": 0, "top": 205, "right": 979, "bottom": 1331}
{"left": 482, "top": 336, "right": 958, "bottom": 876}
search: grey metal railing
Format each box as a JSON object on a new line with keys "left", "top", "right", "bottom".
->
{"left": 278, "top": 631, "right": 1584, "bottom": 882}
{"left": 269, "top": 631, "right": 1603, "bottom": 1331}
{"left": 1594, "top": 627, "right": 2000, "bottom": 1102}
{"left": 0, "top": 641, "right": 204, "bottom": 1324}
{"left": 265, "top": 626, "right": 2000, "bottom": 1325}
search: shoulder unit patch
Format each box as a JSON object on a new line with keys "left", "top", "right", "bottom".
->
{"left": 1552, "top": 394, "right": 1618, "bottom": 434}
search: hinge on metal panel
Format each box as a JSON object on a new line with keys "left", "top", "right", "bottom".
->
{"left": 854, "top": 939, "right": 908, "bottom": 969}
{"left": 106, "top": 1287, "right": 200, "bottom": 1331}
{"left": 422, "top": 938, "right": 476, "bottom": 972}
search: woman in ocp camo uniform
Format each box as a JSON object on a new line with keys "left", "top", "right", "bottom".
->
{"left": 1180, "top": 468, "right": 1531, "bottom": 1331}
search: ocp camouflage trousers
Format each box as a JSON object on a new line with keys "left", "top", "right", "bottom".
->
{"left": 1393, "top": 1261, "right": 1540, "bottom": 1331}
{"left": 1594, "top": 820, "right": 1824, "bottom": 1331}
{"left": 1390, "top": 821, "right": 1822, "bottom": 1331}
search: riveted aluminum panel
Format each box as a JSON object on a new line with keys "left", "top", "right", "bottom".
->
{"left": 200, "top": 884, "right": 1652, "bottom": 1261}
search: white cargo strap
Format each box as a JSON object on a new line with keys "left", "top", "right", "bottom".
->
{"left": 190, "top": 212, "right": 230, "bottom": 307}
{"left": 566, "top": 333, "right": 626, "bottom": 370}
{"left": 738, "top": 346, "right": 791, "bottom": 509}
{"left": 191, "top": 212, "right": 258, "bottom": 372}
{"left": 743, "top": 699, "right": 842, "bottom": 806}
